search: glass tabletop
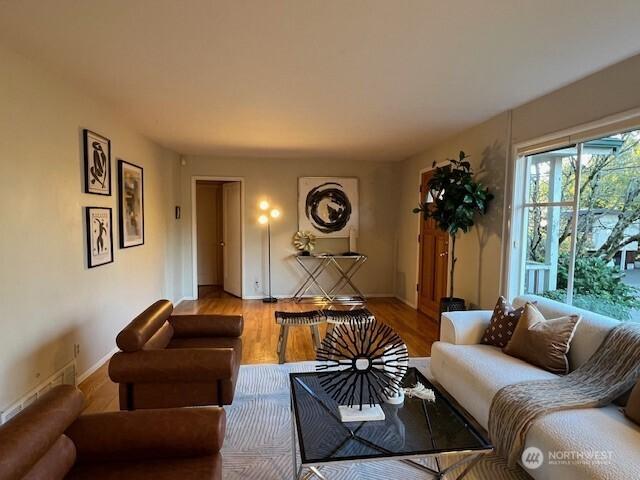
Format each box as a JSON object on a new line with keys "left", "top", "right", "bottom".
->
{"left": 289, "top": 367, "right": 491, "bottom": 465}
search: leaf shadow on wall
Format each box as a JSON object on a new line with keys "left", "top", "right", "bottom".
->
{"left": 471, "top": 139, "right": 506, "bottom": 308}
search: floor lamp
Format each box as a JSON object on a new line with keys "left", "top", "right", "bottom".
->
{"left": 258, "top": 201, "right": 280, "bottom": 303}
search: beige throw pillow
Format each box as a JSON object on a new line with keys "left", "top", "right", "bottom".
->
{"left": 503, "top": 303, "right": 581, "bottom": 375}
{"left": 625, "top": 379, "right": 640, "bottom": 425}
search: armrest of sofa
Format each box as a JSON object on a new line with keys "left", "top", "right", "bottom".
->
{"left": 108, "top": 348, "right": 235, "bottom": 383}
{"left": 169, "top": 314, "right": 244, "bottom": 338}
{"left": 66, "top": 407, "right": 225, "bottom": 463}
{"left": 440, "top": 310, "right": 492, "bottom": 345}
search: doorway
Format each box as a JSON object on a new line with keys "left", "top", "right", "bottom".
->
{"left": 417, "top": 170, "right": 449, "bottom": 322}
{"left": 192, "top": 178, "right": 243, "bottom": 300}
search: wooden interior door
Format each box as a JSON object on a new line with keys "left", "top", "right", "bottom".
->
{"left": 417, "top": 171, "right": 449, "bottom": 322}
{"left": 222, "top": 182, "right": 242, "bottom": 297}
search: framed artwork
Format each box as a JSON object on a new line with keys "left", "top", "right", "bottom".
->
{"left": 118, "top": 160, "right": 144, "bottom": 248}
{"left": 298, "top": 177, "right": 359, "bottom": 238}
{"left": 83, "top": 129, "right": 111, "bottom": 195}
{"left": 86, "top": 207, "right": 114, "bottom": 268}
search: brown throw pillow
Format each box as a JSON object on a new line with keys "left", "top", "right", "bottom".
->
{"left": 503, "top": 303, "right": 581, "bottom": 375}
{"left": 481, "top": 296, "right": 526, "bottom": 348}
{"left": 625, "top": 379, "right": 640, "bottom": 425}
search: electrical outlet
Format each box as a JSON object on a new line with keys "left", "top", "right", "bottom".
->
{"left": 254, "top": 280, "right": 261, "bottom": 291}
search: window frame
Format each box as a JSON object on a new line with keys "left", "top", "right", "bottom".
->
{"left": 518, "top": 144, "right": 581, "bottom": 304}
{"left": 505, "top": 108, "right": 640, "bottom": 303}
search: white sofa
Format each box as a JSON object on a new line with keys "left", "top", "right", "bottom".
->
{"left": 431, "top": 295, "right": 640, "bottom": 480}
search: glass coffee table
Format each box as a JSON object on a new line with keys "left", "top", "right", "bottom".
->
{"left": 289, "top": 367, "right": 492, "bottom": 479}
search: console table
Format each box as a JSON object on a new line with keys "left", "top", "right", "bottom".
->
{"left": 291, "top": 254, "right": 367, "bottom": 305}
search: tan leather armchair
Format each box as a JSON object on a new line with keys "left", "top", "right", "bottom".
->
{"left": 0, "top": 385, "right": 225, "bottom": 480}
{"left": 109, "top": 300, "right": 243, "bottom": 410}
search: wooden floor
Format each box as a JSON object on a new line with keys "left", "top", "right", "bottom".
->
{"left": 78, "top": 288, "right": 439, "bottom": 413}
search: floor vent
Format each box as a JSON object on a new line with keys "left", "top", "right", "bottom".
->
{"left": 0, "top": 360, "right": 76, "bottom": 425}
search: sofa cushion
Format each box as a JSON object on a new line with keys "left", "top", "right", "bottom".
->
{"left": 0, "top": 385, "right": 85, "bottom": 480}
{"left": 143, "top": 321, "right": 174, "bottom": 350}
{"left": 625, "top": 378, "right": 640, "bottom": 425}
{"left": 481, "top": 296, "right": 526, "bottom": 348}
{"left": 168, "top": 336, "right": 242, "bottom": 352}
{"left": 67, "top": 455, "right": 221, "bottom": 480}
{"left": 503, "top": 303, "right": 581, "bottom": 374}
{"left": 513, "top": 295, "right": 617, "bottom": 370}
{"left": 523, "top": 405, "right": 640, "bottom": 480}
{"left": 169, "top": 315, "right": 244, "bottom": 338}
{"left": 23, "top": 435, "right": 76, "bottom": 480}
{"left": 431, "top": 341, "right": 557, "bottom": 429}
{"left": 117, "top": 300, "right": 174, "bottom": 352}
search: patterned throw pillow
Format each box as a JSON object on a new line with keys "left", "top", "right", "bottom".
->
{"left": 481, "top": 297, "right": 526, "bottom": 348}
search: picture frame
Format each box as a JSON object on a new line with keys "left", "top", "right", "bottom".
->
{"left": 86, "top": 207, "right": 114, "bottom": 268}
{"left": 118, "top": 159, "right": 144, "bottom": 248}
{"left": 83, "top": 129, "right": 111, "bottom": 195}
{"left": 298, "top": 177, "right": 359, "bottom": 238}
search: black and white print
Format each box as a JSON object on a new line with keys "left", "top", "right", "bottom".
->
{"left": 298, "top": 177, "right": 358, "bottom": 238}
{"left": 86, "top": 207, "right": 113, "bottom": 268}
{"left": 118, "top": 160, "right": 144, "bottom": 248}
{"left": 83, "top": 129, "right": 111, "bottom": 195}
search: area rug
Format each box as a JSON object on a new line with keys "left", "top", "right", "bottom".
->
{"left": 222, "top": 359, "right": 530, "bottom": 479}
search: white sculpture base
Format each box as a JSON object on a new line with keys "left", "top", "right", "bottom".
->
{"left": 338, "top": 404, "right": 385, "bottom": 422}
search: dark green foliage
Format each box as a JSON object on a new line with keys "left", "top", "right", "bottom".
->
{"left": 412, "top": 151, "right": 494, "bottom": 299}
{"left": 543, "top": 290, "right": 633, "bottom": 321}
{"left": 542, "top": 253, "right": 640, "bottom": 321}
{"left": 412, "top": 151, "right": 494, "bottom": 235}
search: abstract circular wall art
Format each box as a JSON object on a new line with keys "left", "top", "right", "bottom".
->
{"left": 316, "top": 317, "right": 409, "bottom": 421}
{"left": 298, "top": 177, "right": 359, "bottom": 238}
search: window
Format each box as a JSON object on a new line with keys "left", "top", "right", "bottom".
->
{"left": 513, "top": 129, "right": 640, "bottom": 322}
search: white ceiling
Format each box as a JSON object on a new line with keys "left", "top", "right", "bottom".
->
{"left": 1, "top": 1, "right": 639, "bottom": 161}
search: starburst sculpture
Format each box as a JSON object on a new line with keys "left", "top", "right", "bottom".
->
{"left": 316, "top": 318, "right": 409, "bottom": 410}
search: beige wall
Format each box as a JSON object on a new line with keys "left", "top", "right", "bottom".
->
{"left": 179, "top": 157, "right": 400, "bottom": 298}
{"left": 0, "top": 45, "right": 181, "bottom": 410}
{"left": 511, "top": 54, "right": 640, "bottom": 145}
{"left": 396, "top": 53, "right": 640, "bottom": 309}
{"left": 3, "top": 35, "right": 640, "bottom": 414}
{"left": 196, "top": 182, "right": 223, "bottom": 285}
{"left": 396, "top": 113, "right": 510, "bottom": 309}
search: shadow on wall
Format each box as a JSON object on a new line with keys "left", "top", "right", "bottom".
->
{"left": 471, "top": 139, "right": 506, "bottom": 307}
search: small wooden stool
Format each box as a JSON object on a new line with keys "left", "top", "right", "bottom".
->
{"left": 275, "top": 310, "right": 324, "bottom": 364}
{"left": 324, "top": 308, "right": 375, "bottom": 335}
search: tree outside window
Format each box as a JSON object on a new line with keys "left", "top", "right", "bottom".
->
{"left": 522, "top": 130, "right": 640, "bottom": 321}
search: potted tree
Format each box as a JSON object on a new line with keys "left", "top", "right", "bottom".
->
{"left": 413, "top": 151, "right": 494, "bottom": 313}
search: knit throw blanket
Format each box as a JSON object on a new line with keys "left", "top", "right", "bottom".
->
{"left": 488, "top": 322, "right": 640, "bottom": 467}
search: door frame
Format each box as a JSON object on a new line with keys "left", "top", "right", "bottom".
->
{"left": 191, "top": 176, "right": 245, "bottom": 300}
{"left": 414, "top": 162, "right": 452, "bottom": 310}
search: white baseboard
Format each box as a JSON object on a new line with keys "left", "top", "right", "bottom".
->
{"left": 395, "top": 296, "right": 417, "bottom": 309}
{"left": 77, "top": 347, "right": 119, "bottom": 384}
{"left": 174, "top": 296, "right": 191, "bottom": 305}
{"left": 242, "top": 293, "right": 396, "bottom": 300}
